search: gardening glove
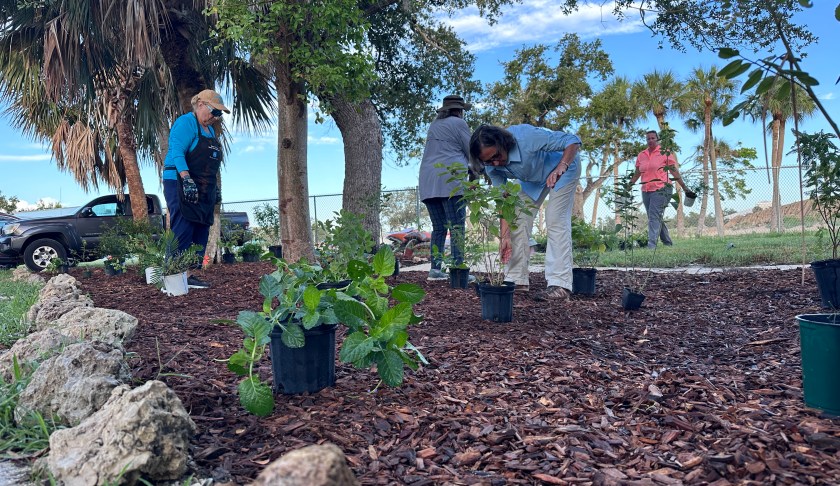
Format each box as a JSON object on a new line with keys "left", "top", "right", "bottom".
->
{"left": 216, "top": 187, "right": 222, "bottom": 204}
{"left": 182, "top": 177, "right": 199, "bottom": 204}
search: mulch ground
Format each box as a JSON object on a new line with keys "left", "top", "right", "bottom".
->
{"left": 66, "top": 262, "right": 840, "bottom": 485}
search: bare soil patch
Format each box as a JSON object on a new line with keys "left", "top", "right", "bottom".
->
{"left": 67, "top": 263, "right": 840, "bottom": 485}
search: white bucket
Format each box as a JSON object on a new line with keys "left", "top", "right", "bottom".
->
{"left": 163, "top": 272, "right": 189, "bottom": 296}
{"left": 145, "top": 267, "right": 158, "bottom": 285}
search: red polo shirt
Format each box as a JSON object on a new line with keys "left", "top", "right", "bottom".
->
{"left": 636, "top": 146, "right": 677, "bottom": 192}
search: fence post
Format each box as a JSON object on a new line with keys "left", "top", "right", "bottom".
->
{"left": 312, "top": 195, "right": 318, "bottom": 243}
{"left": 415, "top": 186, "right": 420, "bottom": 229}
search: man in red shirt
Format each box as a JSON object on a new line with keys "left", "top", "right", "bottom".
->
{"left": 629, "top": 130, "right": 696, "bottom": 248}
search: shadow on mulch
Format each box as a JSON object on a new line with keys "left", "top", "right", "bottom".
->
{"left": 69, "top": 263, "right": 840, "bottom": 485}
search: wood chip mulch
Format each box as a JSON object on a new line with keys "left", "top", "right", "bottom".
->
{"left": 66, "top": 262, "right": 840, "bottom": 485}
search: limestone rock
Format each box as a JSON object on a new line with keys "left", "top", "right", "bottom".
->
{"left": 0, "top": 328, "right": 76, "bottom": 382}
{"left": 50, "top": 307, "right": 138, "bottom": 347}
{"left": 48, "top": 381, "right": 196, "bottom": 486}
{"left": 11, "top": 266, "right": 45, "bottom": 284}
{"left": 27, "top": 274, "right": 93, "bottom": 328}
{"left": 250, "top": 443, "right": 359, "bottom": 486}
{"left": 15, "top": 341, "right": 129, "bottom": 426}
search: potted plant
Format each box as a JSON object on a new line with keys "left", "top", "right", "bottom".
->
{"left": 570, "top": 217, "right": 607, "bottom": 296}
{"left": 238, "top": 241, "right": 264, "bottom": 262}
{"left": 148, "top": 231, "right": 201, "bottom": 297}
{"left": 219, "top": 216, "right": 246, "bottom": 264}
{"left": 45, "top": 257, "right": 68, "bottom": 274}
{"left": 253, "top": 203, "right": 282, "bottom": 258}
{"left": 440, "top": 162, "right": 533, "bottom": 321}
{"left": 224, "top": 246, "right": 425, "bottom": 415}
{"left": 334, "top": 246, "right": 427, "bottom": 387}
{"left": 437, "top": 224, "right": 482, "bottom": 289}
{"left": 797, "top": 131, "right": 840, "bottom": 308}
{"left": 612, "top": 173, "right": 662, "bottom": 310}
{"left": 315, "top": 209, "right": 375, "bottom": 285}
{"left": 98, "top": 226, "right": 130, "bottom": 276}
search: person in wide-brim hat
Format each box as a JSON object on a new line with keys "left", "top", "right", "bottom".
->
{"left": 438, "top": 94, "right": 472, "bottom": 112}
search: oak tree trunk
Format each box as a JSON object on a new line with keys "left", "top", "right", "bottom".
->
{"left": 329, "top": 97, "right": 383, "bottom": 244}
{"left": 276, "top": 68, "right": 315, "bottom": 262}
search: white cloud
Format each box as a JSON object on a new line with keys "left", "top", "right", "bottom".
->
{"left": 821, "top": 92, "right": 835, "bottom": 100}
{"left": 16, "top": 197, "right": 60, "bottom": 211}
{"left": 0, "top": 153, "right": 51, "bottom": 162}
{"left": 443, "top": 1, "right": 647, "bottom": 52}
{"left": 308, "top": 136, "right": 340, "bottom": 145}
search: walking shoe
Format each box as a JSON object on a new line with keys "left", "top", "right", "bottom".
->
{"left": 187, "top": 275, "right": 211, "bottom": 289}
{"left": 427, "top": 269, "right": 448, "bottom": 281}
{"left": 533, "top": 286, "right": 570, "bottom": 302}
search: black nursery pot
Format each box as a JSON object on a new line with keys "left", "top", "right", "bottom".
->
{"left": 449, "top": 267, "right": 470, "bottom": 289}
{"left": 269, "top": 323, "right": 336, "bottom": 394}
{"left": 478, "top": 282, "right": 515, "bottom": 322}
{"left": 222, "top": 252, "right": 236, "bottom": 264}
{"left": 103, "top": 260, "right": 123, "bottom": 276}
{"left": 572, "top": 268, "right": 597, "bottom": 295}
{"left": 621, "top": 287, "right": 646, "bottom": 311}
{"left": 811, "top": 259, "right": 840, "bottom": 309}
{"left": 316, "top": 280, "right": 352, "bottom": 291}
{"left": 268, "top": 245, "right": 283, "bottom": 259}
{"left": 242, "top": 253, "right": 260, "bottom": 263}
{"left": 393, "top": 259, "right": 400, "bottom": 277}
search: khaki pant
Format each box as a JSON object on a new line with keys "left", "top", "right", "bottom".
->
{"left": 505, "top": 182, "right": 577, "bottom": 290}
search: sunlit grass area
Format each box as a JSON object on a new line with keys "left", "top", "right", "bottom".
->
{"left": 0, "top": 269, "right": 41, "bottom": 347}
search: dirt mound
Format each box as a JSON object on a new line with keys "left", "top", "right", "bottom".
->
{"left": 725, "top": 200, "right": 818, "bottom": 230}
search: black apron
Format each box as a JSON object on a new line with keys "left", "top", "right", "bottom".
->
{"left": 177, "top": 116, "right": 222, "bottom": 226}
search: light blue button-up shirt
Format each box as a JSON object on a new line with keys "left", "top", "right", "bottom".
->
{"left": 486, "top": 124, "right": 582, "bottom": 201}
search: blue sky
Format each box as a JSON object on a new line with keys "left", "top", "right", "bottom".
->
{"left": 1, "top": 2, "right": 837, "bottom": 211}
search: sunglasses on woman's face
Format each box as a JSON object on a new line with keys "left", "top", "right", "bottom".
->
{"left": 205, "top": 103, "right": 223, "bottom": 117}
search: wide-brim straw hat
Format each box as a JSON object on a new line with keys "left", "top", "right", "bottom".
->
{"left": 437, "top": 94, "right": 472, "bottom": 112}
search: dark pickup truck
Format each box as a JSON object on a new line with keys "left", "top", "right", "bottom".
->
{"left": 0, "top": 195, "right": 165, "bottom": 271}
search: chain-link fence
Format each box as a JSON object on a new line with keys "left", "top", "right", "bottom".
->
{"left": 220, "top": 164, "right": 819, "bottom": 243}
{"left": 220, "top": 187, "right": 431, "bottom": 244}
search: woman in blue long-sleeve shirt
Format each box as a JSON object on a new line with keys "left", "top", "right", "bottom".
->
{"left": 161, "top": 89, "right": 229, "bottom": 289}
{"left": 469, "top": 124, "right": 581, "bottom": 302}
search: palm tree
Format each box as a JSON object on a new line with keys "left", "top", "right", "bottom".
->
{"left": 682, "top": 66, "right": 737, "bottom": 236}
{"left": 743, "top": 77, "right": 816, "bottom": 232}
{"left": 585, "top": 77, "right": 641, "bottom": 224}
{"left": 0, "top": 1, "right": 272, "bottom": 225}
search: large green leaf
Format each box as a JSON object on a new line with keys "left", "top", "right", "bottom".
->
{"left": 281, "top": 322, "right": 305, "bottom": 348}
{"left": 333, "top": 300, "right": 369, "bottom": 328}
{"left": 301, "top": 310, "right": 322, "bottom": 329}
{"left": 391, "top": 283, "right": 425, "bottom": 304}
{"left": 302, "top": 286, "right": 322, "bottom": 311}
{"left": 371, "top": 247, "right": 395, "bottom": 276}
{"left": 376, "top": 349, "right": 405, "bottom": 387}
{"left": 347, "top": 259, "right": 373, "bottom": 280}
{"left": 339, "top": 332, "right": 374, "bottom": 363}
{"left": 740, "top": 69, "right": 764, "bottom": 93}
{"left": 717, "top": 59, "right": 742, "bottom": 79}
{"left": 238, "top": 377, "right": 275, "bottom": 417}
{"left": 237, "top": 311, "right": 268, "bottom": 338}
{"left": 717, "top": 47, "right": 739, "bottom": 59}
{"left": 259, "top": 274, "right": 282, "bottom": 300}
{"left": 227, "top": 350, "right": 250, "bottom": 376}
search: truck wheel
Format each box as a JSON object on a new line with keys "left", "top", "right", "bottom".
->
{"left": 24, "top": 238, "right": 67, "bottom": 272}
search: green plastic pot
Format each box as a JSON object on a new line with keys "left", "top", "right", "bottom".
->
{"left": 797, "top": 314, "right": 840, "bottom": 415}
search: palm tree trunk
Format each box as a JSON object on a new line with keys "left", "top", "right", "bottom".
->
{"left": 697, "top": 119, "right": 711, "bottom": 235}
{"left": 116, "top": 118, "right": 149, "bottom": 221}
{"left": 275, "top": 64, "right": 315, "bottom": 262}
{"left": 329, "top": 97, "right": 382, "bottom": 244}
{"left": 710, "top": 135, "right": 724, "bottom": 236}
{"left": 770, "top": 117, "right": 783, "bottom": 232}
{"left": 612, "top": 142, "right": 621, "bottom": 225}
